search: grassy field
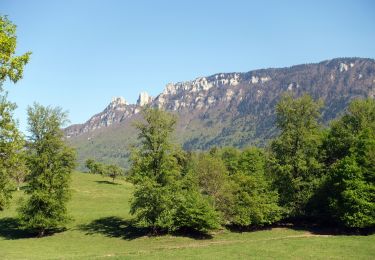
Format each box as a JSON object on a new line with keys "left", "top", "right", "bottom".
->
{"left": 0, "top": 172, "right": 374, "bottom": 259}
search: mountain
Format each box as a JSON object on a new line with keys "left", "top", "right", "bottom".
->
{"left": 65, "top": 58, "right": 375, "bottom": 169}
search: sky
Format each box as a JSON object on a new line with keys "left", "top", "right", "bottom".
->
{"left": 1, "top": 0, "right": 375, "bottom": 132}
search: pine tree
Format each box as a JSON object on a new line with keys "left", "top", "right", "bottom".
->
{"left": 18, "top": 104, "right": 76, "bottom": 237}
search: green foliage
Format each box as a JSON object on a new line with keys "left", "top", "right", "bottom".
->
{"left": 18, "top": 104, "right": 76, "bottom": 237}
{"left": 0, "top": 16, "right": 29, "bottom": 210}
{"left": 324, "top": 98, "right": 375, "bottom": 164}
{"left": 0, "top": 94, "right": 24, "bottom": 210}
{"left": 129, "top": 107, "right": 180, "bottom": 185}
{"left": 188, "top": 153, "right": 235, "bottom": 223}
{"left": 85, "top": 159, "right": 124, "bottom": 182}
{"left": 130, "top": 108, "right": 220, "bottom": 233}
{"left": 230, "top": 147, "right": 281, "bottom": 226}
{"left": 188, "top": 147, "right": 281, "bottom": 227}
{"left": 270, "top": 94, "right": 323, "bottom": 218}
{"left": 130, "top": 178, "right": 179, "bottom": 231}
{"left": 10, "top": 150, "right": 29, "bottom": 191}
{"left": 218, "top": 147, "right": 241, "bottom": 175}
{"left": 106, "top": 164, "right": 124, "bottom": 182}
{"left": 327, "top": 156, "right": 375, "bottom": 228}
{"left": 0, "top": 15, "right": 31, "bottom": 86}
{"left": 323, "top": 99, "right": 375, "bottom": 228}
{"left": 175, "top": 189, "right": 220, "bottom": 232}
{"left": 85, "top": 159, "right": 106, "bottom": 175}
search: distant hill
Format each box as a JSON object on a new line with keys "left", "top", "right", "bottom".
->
{"left": 65, "top": 57, "right": 375, "bottom": 169}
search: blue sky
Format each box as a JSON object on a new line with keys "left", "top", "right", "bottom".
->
{"left": 1, "top": 0, "right": 375, "bottom": 132}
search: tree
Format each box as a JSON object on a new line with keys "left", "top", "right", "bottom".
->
{"left": 129, "top": 108, "right": 182, "bottom": 232}
{"left": 0, "top": 16, "right": 31, "bottom": 86}
{"left": 189, "top": 153, "right": 235, "bottom": 223}
{"left": 18, "top": 104, "right": 76, "bottom": 237}
{"left": 230, "top": 147, "right": 281, "bottom": 227}
{"left": 85, "top": 159, "right": 96, "bottom": 173}
{"left": 175, "top": 189, "right": 220, "bottom": 233}
{"left": 323, "top": 98, "right": 375, "bottom": 165}
{"left": 218, "top": 147, "right": 240, "bottom": 175}
{"left": 85, "top": 159, "right": 106, "bottom": 175}
{"left": 0, "top": 95, "right": 24, "bottom": 209}
{"left": 11, "top": 150, "right": 29, "bottom": 191}
{"left": 130, "top": 108, "right": 219, "bottom": 233}
{"left": 0, "top": 16, "right": 30, "bottom": 210}
{"left": 270, "top": 94, "right": 323, "bottom": 218}
{"left": 327, "top": 156, "right": 374, "bottom": 228}
{"left": 106, "top": 164, "right": 123, "bottom": 182}
{"left": 323, "top": 99, "right": 375, "bottom": 228}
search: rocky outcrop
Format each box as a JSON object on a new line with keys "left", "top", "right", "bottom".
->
{"left": 65, "top": 96, "right": 137, "bottom": 138}
{"left": 65, "top": 57, "right": 375, "bottom": 167}
{"left": 137, "top": 92, "right": 153, "bottom": 106}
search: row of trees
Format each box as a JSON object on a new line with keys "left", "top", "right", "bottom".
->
{"left": 85, "top": 159, "right": 124, "bottom": 182}
{"left": 128, "top": 96, "right": 374, "bottom": 233}
{"left": 0, "top": 16, "right": 76, "bottom": 237}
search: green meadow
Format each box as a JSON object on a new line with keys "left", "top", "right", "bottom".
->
{"left": 0, "top": 172, "right": 373, "bottom": 259}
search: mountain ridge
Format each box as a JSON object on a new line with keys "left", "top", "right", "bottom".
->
{"left": 65, "top": 57, "right": 375, "bottom": 168}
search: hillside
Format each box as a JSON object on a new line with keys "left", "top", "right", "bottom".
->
{"left": 0, "top": 172, "right": 374, "bottom": 259}
{"left": 65, "top": 57, "right": 375, "bottom": 168}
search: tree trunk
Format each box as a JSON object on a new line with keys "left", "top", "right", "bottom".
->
{"left": 38, "top": 228, "right": 45, "bottom": 238}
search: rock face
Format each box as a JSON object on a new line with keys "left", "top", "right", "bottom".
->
{"left": 65, "top": 96, "right": 137, "bottom": 138}
{"left": 137, "top": 92, "right": 153, "bottom": 106}
{"left": 65, "top": 57, "right": 375, "bottom": 168}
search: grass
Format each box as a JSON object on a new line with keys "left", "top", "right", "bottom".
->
{"left": 0, "top": 172, "right": 374, "bottom": 259}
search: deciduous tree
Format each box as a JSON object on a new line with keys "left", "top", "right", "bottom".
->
{"left": 0, "top": 15, "right": 30, "bottom": 210}
{"left": 323, "top": 99, "right": 375, "bottom": 228}
{"left": 18, "top": 104, "right": 76, "bottom": 237}
{"left": 270, "top": 94, "right": 323, "bottom": 218}
{"left": 130, "top": 108, "right": 219, "bottom": 233}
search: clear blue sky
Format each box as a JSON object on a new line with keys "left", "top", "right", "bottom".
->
{"left": 1, "top": 0, "right": 375, "bottom": 132}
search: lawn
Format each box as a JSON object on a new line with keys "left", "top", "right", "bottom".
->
{"left": 0, "top": 172, "right": 374, "bottom": 259}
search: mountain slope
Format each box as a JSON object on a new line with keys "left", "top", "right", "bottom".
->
{"left": 65, "top": 58, "right": 375, "bottom": 168}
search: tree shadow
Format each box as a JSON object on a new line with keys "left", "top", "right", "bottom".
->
{"left": 0, "top": 217, "right": 34, "bottom": 239}
{"left": 79, "top": 216, "right": 214, "bottom": 240}
{"left": 226, "top": 224, "right": 273, "bottom": 233}
{"left": 173, "top": 228, "right": 213, "bottom": 240}
{"left": 286, "top": 223, "right": 375, "bottom": 236}
{"left": 0, "top": 217, "right": 68, "bottom": 239}
{"left": 227, "top": 221, "right": 374, "bottom": 236}
{"left": 95, "top": 180, "right": 120, "bottom": 185}
{"left": 79, "top": 216, "right": 150, "bottom": 240}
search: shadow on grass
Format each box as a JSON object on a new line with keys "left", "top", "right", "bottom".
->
{"left": 79, "top": 217, "right": 149, "bottom": 240}
{"left": 227, "top": 221, "right": 374, "bottom": 236}
{"left": 95, "top": 180, "right": 120, "bottom": 185}
{"left": 79, "top": 216, "right": 213, "bottom": 240}
{"left": 286, "top": 223, "right": 375, "bottom": 236}
{"left": 0, "top": 217, "right": 68, "bottom": 239}
{"left": 226, "top": 225, "right": 273, "bottom": 233}
{"left": 0, "top": 217, "right": 34, "bottom": 239}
